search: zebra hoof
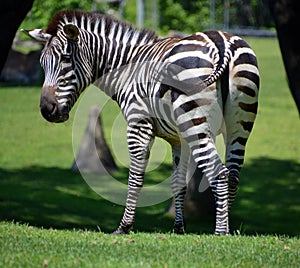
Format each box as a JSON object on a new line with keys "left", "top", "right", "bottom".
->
{"left": 112, "top": 224, "right": 132, "bottom": 235}
{"left": 173, "top": 227, "right": 185, "bottom": 234}
{"left": 214, "top": 230, "right": 229, "bottom": 235}
{"left": 112, "top": 227, "right": 128, "bottom": 235}
{"left": 173, "top": 222, "right": 186, "bottom": 234}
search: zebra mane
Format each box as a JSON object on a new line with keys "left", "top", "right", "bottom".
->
{"left": 46, "top": 10, "right": 158, "bottom": 45}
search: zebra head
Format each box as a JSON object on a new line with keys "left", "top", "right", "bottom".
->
{"left": 22, "top": 24, "right": 94, "bottom": 123}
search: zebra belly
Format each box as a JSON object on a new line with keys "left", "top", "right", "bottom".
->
{"left": 151, "top": 104, "right": 179, "bottom": 144}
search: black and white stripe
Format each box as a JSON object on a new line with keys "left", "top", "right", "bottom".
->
{"left": 34, "top": 11, "right": 259, "bottom": 235}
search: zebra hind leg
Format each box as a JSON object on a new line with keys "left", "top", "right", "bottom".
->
{"left": 171, "top": 143, "right": 189, "bottom": 234}
{"left": 173, "top": 188, "right": 187, "bottom": 234}
{"left": 228, "top": 169, "right": 239, "bottom": 210}
{"left": 224, "top": 42, "right": 259, "bottom": 210}
{"left": 191, "top": 138, "right": 230, "bottom": 235}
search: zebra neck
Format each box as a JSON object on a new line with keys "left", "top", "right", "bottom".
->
{"left": 93, "top": 27, "right": 157, "bottom": 98}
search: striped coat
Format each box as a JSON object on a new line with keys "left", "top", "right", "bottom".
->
{"left": 23, "top": 10, "right": 259, "bottom": 235}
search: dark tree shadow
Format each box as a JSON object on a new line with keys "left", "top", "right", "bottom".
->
{"left": 0, "top": 157, "right": 299, "bottom": 236}
{"left": 230, "top": 157, "right": 300, "bottom": 236}
{"left": 0, "top": 165, "right": 172, "bottom": 233}
{"left": 0, "top": 166, "right": 119, "bottom": 232}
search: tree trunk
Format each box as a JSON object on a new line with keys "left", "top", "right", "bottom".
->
{"left": 72, "top": 105, "right": 118, "bottom": 174}
{"left": 268, "top": 0, "right": 300, "bottom": 115}
{"left": 0, "top": 0, "right": 35, "bottom": 75}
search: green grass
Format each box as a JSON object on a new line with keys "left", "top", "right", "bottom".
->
{"left": 0, "top": 37, "right": 300, "bottom": 267}
{"left": 1, "top": 222, "right": 299, "bottom": 268}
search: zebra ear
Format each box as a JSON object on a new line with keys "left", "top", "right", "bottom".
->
{"left": 21, "top": 29, "right": 52, "bottom": 43}
{"left": 63, "top": 24, "right": 80, "bottom": 41}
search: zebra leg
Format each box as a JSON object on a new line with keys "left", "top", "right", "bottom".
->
{"left": 171, "top": 142, "right": 190, "bottom": 234}
{"left": 224, "top": 119, "right": 257, "bottom": 210}
{"left": 224, "top": 45, "right": 259, "bottom": 210}
{"left": 173, "top": 92, "right": 229, "bottom": 234}
{"left": 113, "top": 119, "right": 154, "bottom": 234}
{"left": 191, "top": 137, "right": 229, "bottom": 235}
{"left": 224, "top": 120, "right": 255, "bottom": 210}
{"left": 224, "top": 92, "right": 259, "bottom": 209}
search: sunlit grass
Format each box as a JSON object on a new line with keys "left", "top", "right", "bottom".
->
{"left": 1, "top": 222, "right": 299, "bottom": 268}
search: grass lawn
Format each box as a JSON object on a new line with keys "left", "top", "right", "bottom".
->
{"left": 0, "top": 37, "right": 299, "bottom": 267}
{"left": 1, "top": 222, "right": 299, "bottom": 268}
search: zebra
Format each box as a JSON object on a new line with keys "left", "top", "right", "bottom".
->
{"left": 22, "top": 10, "right": 259, "bottom": 235}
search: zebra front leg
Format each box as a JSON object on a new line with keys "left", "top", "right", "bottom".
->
{"left": 171, "top": 142, "right": 190, "bottom": 234}
{"left": 113, "top": 119, "right": 154, "bottom": 234}
{"left": 113, "top": 170, "right": 145, "bottom": 234}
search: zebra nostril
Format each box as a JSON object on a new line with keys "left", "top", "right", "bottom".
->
{"left": 40, "top": 86, "right": 59, "bottom": 122}
{"left": 40, "top": 98, "right": 58, "bottom": 121}
{"left": 40, "top": 85, "right": 70, "bottom": 123}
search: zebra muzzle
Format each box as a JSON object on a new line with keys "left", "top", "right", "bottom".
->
{"left": 40, "top": 86, "right": 69, "bottom": 123}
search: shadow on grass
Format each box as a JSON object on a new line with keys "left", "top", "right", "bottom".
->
{"left": 0, "top": 165, "right": 173, "bottom": 233}
{"left": 0, "top": 157, "right": 299, "bottom": 236}
{"left": 231, "top": 157, "right": 300, "bottom": 236}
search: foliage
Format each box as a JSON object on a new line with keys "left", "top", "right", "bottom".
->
{"left": 19, "top": 0, "right": 274, "bottom": 35}
{"left": 20, "top": 0, "right": 109, "bottom": 30}
{"left": 159, "top": 0, "right": 210, "bottom": 33}
{"left": 230, "top": 0, "right": 273, "bottom": 28}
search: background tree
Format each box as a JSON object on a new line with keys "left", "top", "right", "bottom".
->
{"left": 19, "top": 0, "right": 108, "bottom": 30}
{"left": 0, "top": 0, "right": 34, "bottom": 74}
{"left": 158, "top": 0, "right": 210, "bottom": 33}
{"left": 17, "top": 0, "right": 275, "bottom": 36}
{"left": 268, "top": 0, "right": 300, "bottom": 114}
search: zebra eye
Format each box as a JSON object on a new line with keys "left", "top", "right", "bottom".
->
{"left": 59, "top": 79, "right": 68, "bottom": 86}
{"left": 61, "top": 54, "right": 71, "bottom": 62}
